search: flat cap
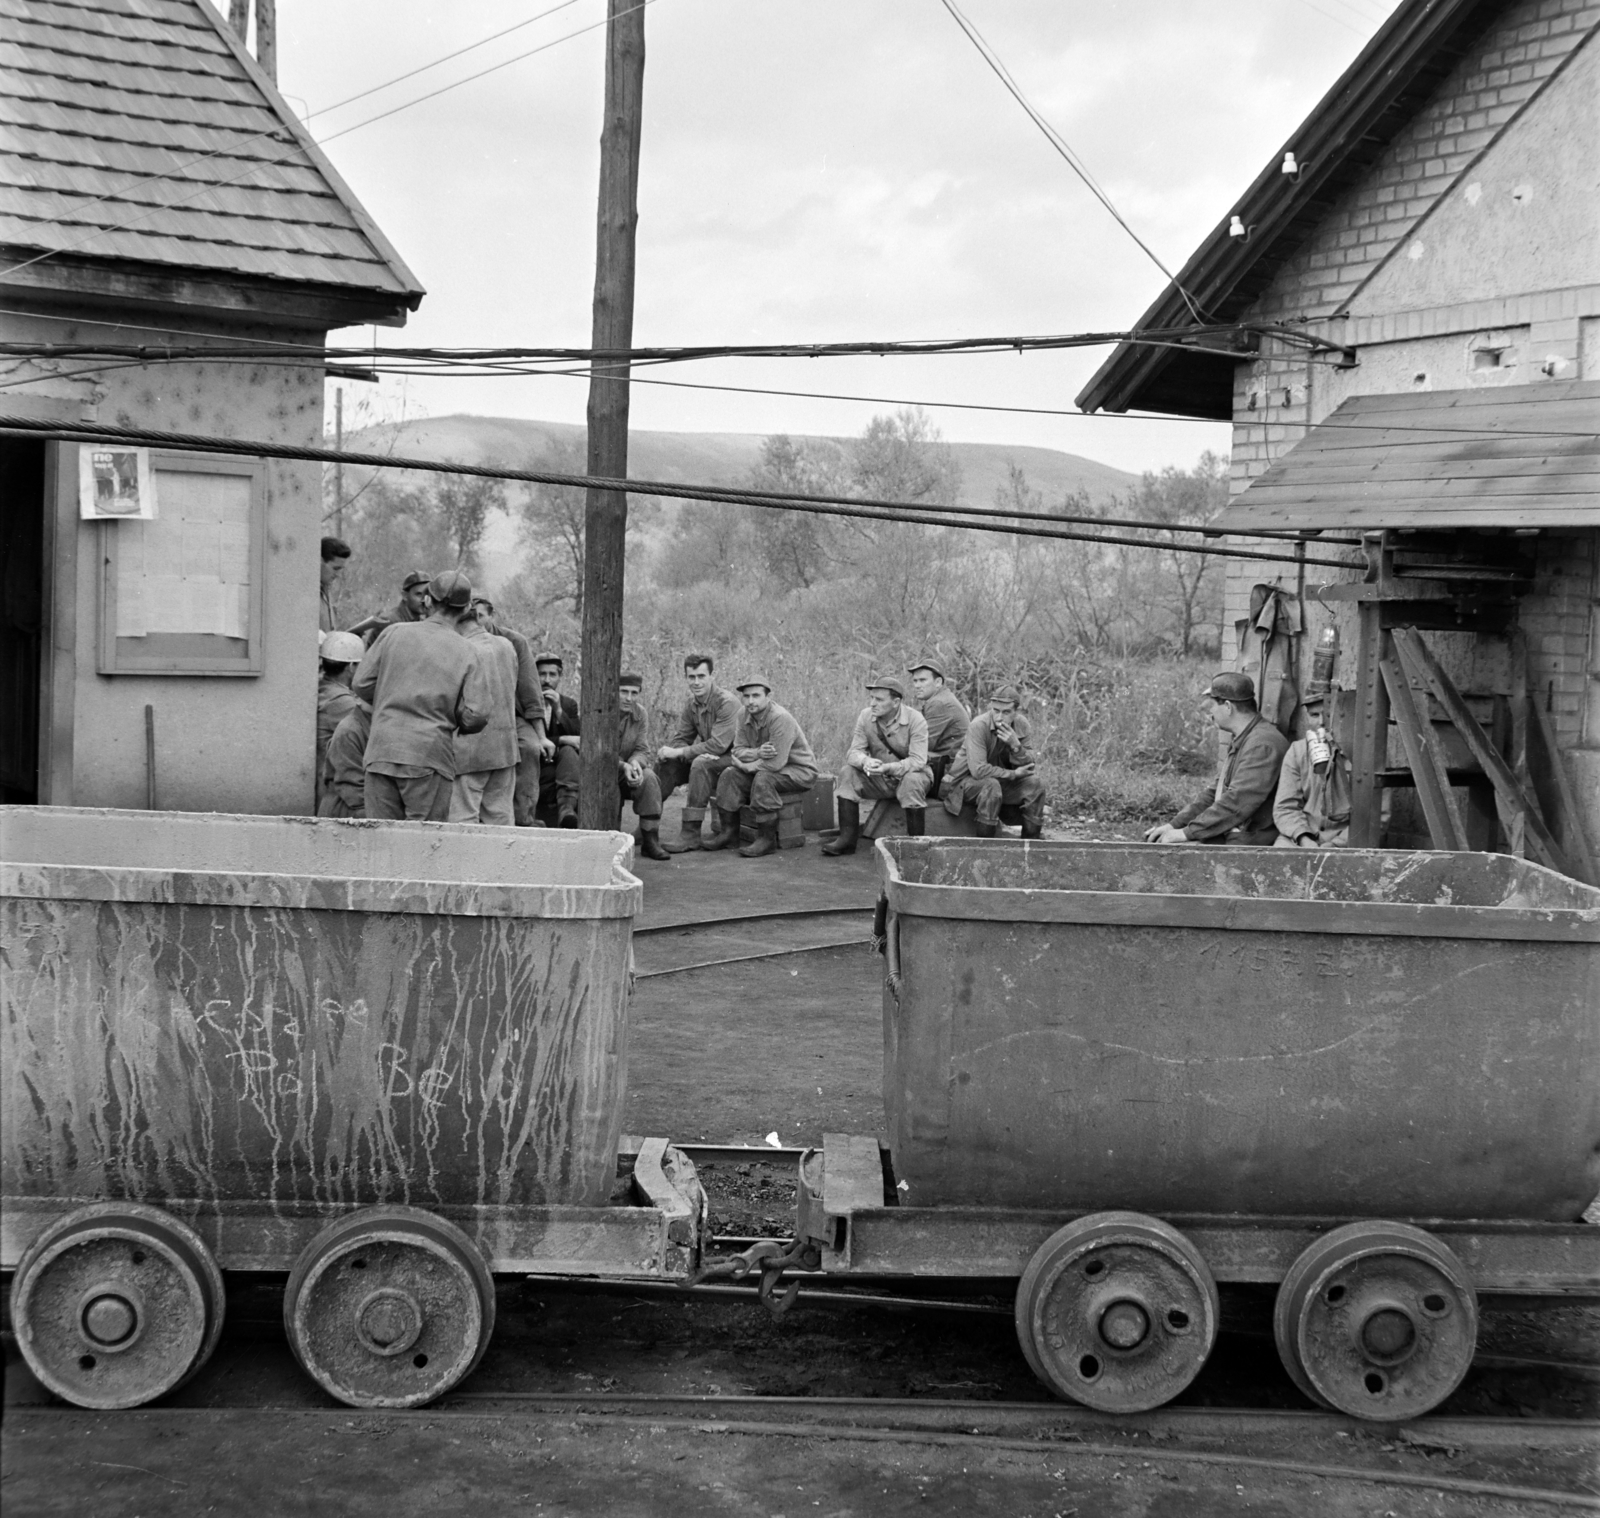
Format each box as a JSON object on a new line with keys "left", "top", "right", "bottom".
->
{"left": 989, "top": 684, "right": 1022, "bottom": 705}
{"left": 906, "top": 657, "right": 944, "bottom": 680}
{"left": 429, "top": 569, "right": 473, "bottom": 609}
{"left": 534, "top": 652, "right": 565, "bottom": 669}
{"left": 736, "top": 675, "right": 772, "bottom": 692}
{"left": 619, "top": 670, "right": 643, "bottom": 688}
{"left": 1204, "top": 671, "right": 1256, "bottom": 703}
{"left": 401, "top": 569, "right": 431, "bottom": 590}
{"left": 866, "top": 676, "right": 905, "bottom": 699}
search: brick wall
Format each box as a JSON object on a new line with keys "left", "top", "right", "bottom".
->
{"left": 1522, "top": 530, "right": 1599, "bottom": 747}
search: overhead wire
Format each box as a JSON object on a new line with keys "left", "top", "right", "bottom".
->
{"left": 0, "top": 414, "right": 1359, "bottom": 567}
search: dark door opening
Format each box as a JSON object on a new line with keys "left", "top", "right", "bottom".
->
{"left": 1, "top": 437, "right": 46, "bottom": 803}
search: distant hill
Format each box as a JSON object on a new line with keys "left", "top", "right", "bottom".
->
{"left": 346, "top": 413, "right": 1139, "bottom": 509}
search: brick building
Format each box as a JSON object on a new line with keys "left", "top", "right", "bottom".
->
{"left": 1079, "top": 0, "right": 1598, "bottom": 873}
{"left": 0, "top": 0, "right": 423, "bottom": 814}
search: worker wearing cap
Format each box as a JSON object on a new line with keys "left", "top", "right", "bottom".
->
{"left": 448, "top": 602, "right": 521, "bottom": 825}
{"left": 348, "top": 569, "right": 431, "bottom": 649}
{"left": 318, "top": 701, "right": 371, "bottom": 818}
{"left": 314, "top": 631, "right": 364, "bottom": 812}
{"left": 907, "top": 658, "right": 970, "bottom": 800}
{"left": 658, "top": 653, "right": 741, "bottom": 852}
{"left": 1272, "top": 696, "right": 1351, "bottom": 848}
{"left": 352, "top": 569, "right": 491, "bottom": 822}
{"left": 468, "top": 597, "right": 546, "bottom": 826}
{"left": 535, "top": 653, "right": 582, "bottom": 827}
{"left": 1145, "top": 672, "right": 1288, "bottom": 846}
{"left": 942, "top": 685, "right": 1047, "bottom": 839}
{"left": 618, "top": 672, "right": 669, "bottom": 860}
{"left": 823, "top": 677, "right": 933, "bottom": 856}
{"left": 703, "top": 677, "right": 818, "bottom": 858}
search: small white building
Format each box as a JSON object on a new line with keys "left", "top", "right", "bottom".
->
{"left": 0, "top": 0, "right": 422, "bottom": 814}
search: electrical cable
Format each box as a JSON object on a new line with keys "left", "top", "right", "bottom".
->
{"left": 936, "top": 0, "right": 1212, "bottom": 324}
{"left": 0, "top": 413, "right": 1360, "bottom": 567}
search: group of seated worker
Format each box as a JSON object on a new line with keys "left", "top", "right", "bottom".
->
{"left": 1143, "top": 671, "right": 1351, "bottom": 848}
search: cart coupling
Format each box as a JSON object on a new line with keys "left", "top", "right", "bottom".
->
{"left": 689, "top": 1236, "right": 821, "bottom": 1317}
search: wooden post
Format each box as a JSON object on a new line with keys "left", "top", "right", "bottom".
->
{"left": 256, "top": 0, "right": 277, "bottom": 83}
{"left": 334, "top": 387, "right": 344, "bottom": 539}
{"left": 578, "top": 0, "right": 645, "bottom": 831}
{"left": 228, "top": 0, "right": 249, "bottom": 40}
{"left": 1349, "top": 601, "right": 1389, "bottom": 847}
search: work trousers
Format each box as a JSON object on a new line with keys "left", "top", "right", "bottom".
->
{"left": 710, "top": 758, "right": 812, "bottom": 819}
{"left": 928, "top": 753, "right": 954, "bottom": 800}
{"left": 1272, "top": 824, "right": 1348, "bottom": 848}
{"left": 957, "top": 772, "right": 1046, "bottom": 827}
{"left": 365, "top": 769, "right": 451, "bottom": 822}
{"left": 538, "top": 744, "right": 581, "bottom": 823}
{"left": 317, "top": 790, "right": 362, "bottom": 819}
{"left": 835, "top": 762, "right": 932, "bottom": 809}
{"left": 514, "top": 721, "right": 542, "bottom": 827}
{"left": 450, "top": 765, "right": 516, "bottom": 825}
{"left": 654, "top": 753, "right": 719, "bottom": 817}
{"left": 622, "top": 767, "right": 663, "bottom": 820}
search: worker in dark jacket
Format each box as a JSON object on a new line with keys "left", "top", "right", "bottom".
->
{"left": 314, "top": 631, "right": 363, "bottom": 812}
{"left": 704, "top": 677, "right": 819, "bottom": 858}
{"left": 1146, "top": 672, "right": 1288, "bottom": 845}
{"left": 659, "top": 653, "right": 741, "bottom": 852}
{"left": 352, "top": 569, "right": 490, "bottom": 822}
{"left": 618, "top": 672, "right": 669, "bottom": 860}
{"left": 318, "top": 702, "right": 371, "bottom": 818}
{"left": 907, "top": 658, "right": 970, "bottom": 799}
{"left": 535, "top": 653, "right": 582, "bottom": 827}
{"left": 348, "top": 569, "right": 431, "bottom": 648}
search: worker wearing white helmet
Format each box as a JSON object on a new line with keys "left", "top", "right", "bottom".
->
{"left": 315, "top": 631, "right": 365, "bottom": 813}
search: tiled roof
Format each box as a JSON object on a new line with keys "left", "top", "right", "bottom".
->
{"left": 0, "top": 0, "right": 423, "bottom": 303}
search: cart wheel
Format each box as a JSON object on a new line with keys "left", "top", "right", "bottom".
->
{"left": 9, "top": 1202, "right": 226, "bottom": 1410}
{"left": 1274, "top": 1221, "right": 1477, "bottom": 1421}
{"left": 283, "top": 1207, "right": 495, "bottom": 1409}
{"left": 1014, "top": 1212, "right": 1219, "bottom": 1412}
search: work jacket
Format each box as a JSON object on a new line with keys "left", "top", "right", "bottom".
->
{"left": 946, "top": 710, "right": 1033, "bottom": 787}
{"left": 318, "top": 703, "right": 371, "bottom": 817}
{"left": 543, "top": 690, "right": 580, "bottom": 743}
{"left": 1274, "top": 734, "right": 1352, "bottom": 845}
{"left": 315, "top": 674, "right": 359, "bottom": 808}
{"left": 453, "top": 623, "right": 519, "bottom": 774}
{"left": 665, "top": 686, "right": 740, "bottom": 758}
{"left": 733, "top": 701, "right": 818, "bottom": 782}
{"left": 915, "top": 687, "right": 971, "bottom": 764}
{"left": 845, "top": 703, "right": 929, "bottom": 775}
{"left": 1172, "top": 714, "right": 1289, "bottom": 843}
{"left": 619, "top": 699, "right": 652, "bottom": 769}
{"left": 353, "top": 618, "right": 490, "bottom": 779}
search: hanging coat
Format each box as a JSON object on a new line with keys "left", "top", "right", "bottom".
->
{"left": 1236, "top": 583, "right": 1302, "bottom": 736}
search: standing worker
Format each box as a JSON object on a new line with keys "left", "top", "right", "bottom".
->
{"left": 942, "top": 685, "right": 1047, "bottom": 839}
{"left": 319, "top": 536, "right": 351, "bottom": 634}
{"left": 907, "top": 658, "right": 970, "bottom": 800}
{"left": 704, "top": 677, "right": 818, "bottom": 858}
{"left": 449, "top": 603, "right": 520, "bottom": 825}
{"left": 1145, "top": 672, "right": 1288, "bottom": 846}
{"left": 618, "top": 671, "right": 669, "bottom": 860}
{"left": 352, "top": 569, "right": 489, "bottom": 822}
{"left": 347, "top": 569, "right": 431, "bottom": 648}
{"left": 314, "top": 631, "right": 363, "bottom": 812}
{"left": 657, "top": 653, "right": 740, "bottom": 852}
{"left": 823, "top": 677, "right": 932, "bottom": 856}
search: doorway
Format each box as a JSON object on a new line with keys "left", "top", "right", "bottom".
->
{"left": 1, "top": 437, "right": 46, "bottom": 803}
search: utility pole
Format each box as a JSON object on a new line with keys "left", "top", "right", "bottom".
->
{"left": 334, "top": 387, "right": 344, "bottom": 538}
{"left": 227, "top": 0, "right": 276, "bottom": 83}
{"left": 578, "top": 0, "right": 645, "bottom": 831}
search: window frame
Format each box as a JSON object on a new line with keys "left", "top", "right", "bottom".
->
{"left": 97, "top": 450, "right": 267, "bottom": 677}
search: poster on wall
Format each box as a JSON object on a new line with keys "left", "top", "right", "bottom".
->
{"left": 79, "top": 445, "right": 157, "bottom": 520}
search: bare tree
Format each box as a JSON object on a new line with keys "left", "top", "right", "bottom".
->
{"left": 431, "top": 470, "right": 503, "bottom": 570}
{"left": 518, "top": 439, "right": 589, "bottom": 615}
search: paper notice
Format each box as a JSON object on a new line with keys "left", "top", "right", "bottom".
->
{"left": 116, "top": 577, "right": 148, "bottom": 637}
{"left": 221, "top": 582, "right": 249, "bottom": 640}
{"left": 181, "top": 521, "right": 221, "bottom": 579}
{"left": 80, "top": 446, "right": 156, "bottom": 520}
{"left": 141, "top": 575, "right": 187, "bottom": 632}
{"left": 218, "top": 521, "right": 250, "bottom": 583}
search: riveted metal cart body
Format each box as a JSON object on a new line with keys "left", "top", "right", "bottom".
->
{"left": 1, "top": 808, "right": 704, "bottom": 1282}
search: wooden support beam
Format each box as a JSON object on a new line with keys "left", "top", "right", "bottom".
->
{"left": 1527, "top": 697, "right": 1600, "bottom": 887}
{"left": 578, "top": 0, "right": 645, "bottom": 831}
{"left": 1349, "top": 602, "right": 1389, "bottom": 847}
{"left": 1505, "top": 629, "right": 1530, "bottom": 858}
{"left": 1390, "top": 628, "right": 1568, "bottom": 875}
{"left": 1378, "top": 653, "right": 1466, "bottom": 850}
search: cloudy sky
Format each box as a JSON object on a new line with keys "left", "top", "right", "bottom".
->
{"left": 274, "top": 0, "right": 1401, "bottom": 476}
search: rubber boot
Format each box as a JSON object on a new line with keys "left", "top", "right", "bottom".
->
{"left": 701, "top": 806, "right": 740, "bottom": 851}
{"left": 558, "top": 810, "right": 579, "bottom": 829}
{"left": 974, "top": 820, "right": 998, "bottom": 838}
{"left": 664, "top": 808, "right": 705, "bottom": 853}
{"left": 904, "top": 808, "right": 926, "bottom": 837}
{"left": 822, "top": 799, "right": 860, "bottom": 856}
{"left": 739, "top": 818, "right": 779, "bottom": 858}
{"left": 637, "top": 820, "right": 670, "bottom": 861}
{"left": 1020, "top": 820, "right": 1043, "bottom": 840}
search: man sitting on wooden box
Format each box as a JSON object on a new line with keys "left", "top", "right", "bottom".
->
{"left": 702, "top": 676, "right": 819, "bottom": 859}
{"left": 823, "top": 677, "right": 933, "bottom": 857}
{"left": 1273, "top": 696, "right": 1351, "bottom": 848}
{"left": 941, "top": 685, "right": 1047, "bottom": 839}
{"left": 618, "top": 671, "right": 669, "bottom": 860}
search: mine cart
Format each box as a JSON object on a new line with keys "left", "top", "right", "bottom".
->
{"left": 791, "top": 839, "right": 1600, "bottom": 1420}
{"left": 1, "top": 808, "right": 706, "bottom": 1410}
